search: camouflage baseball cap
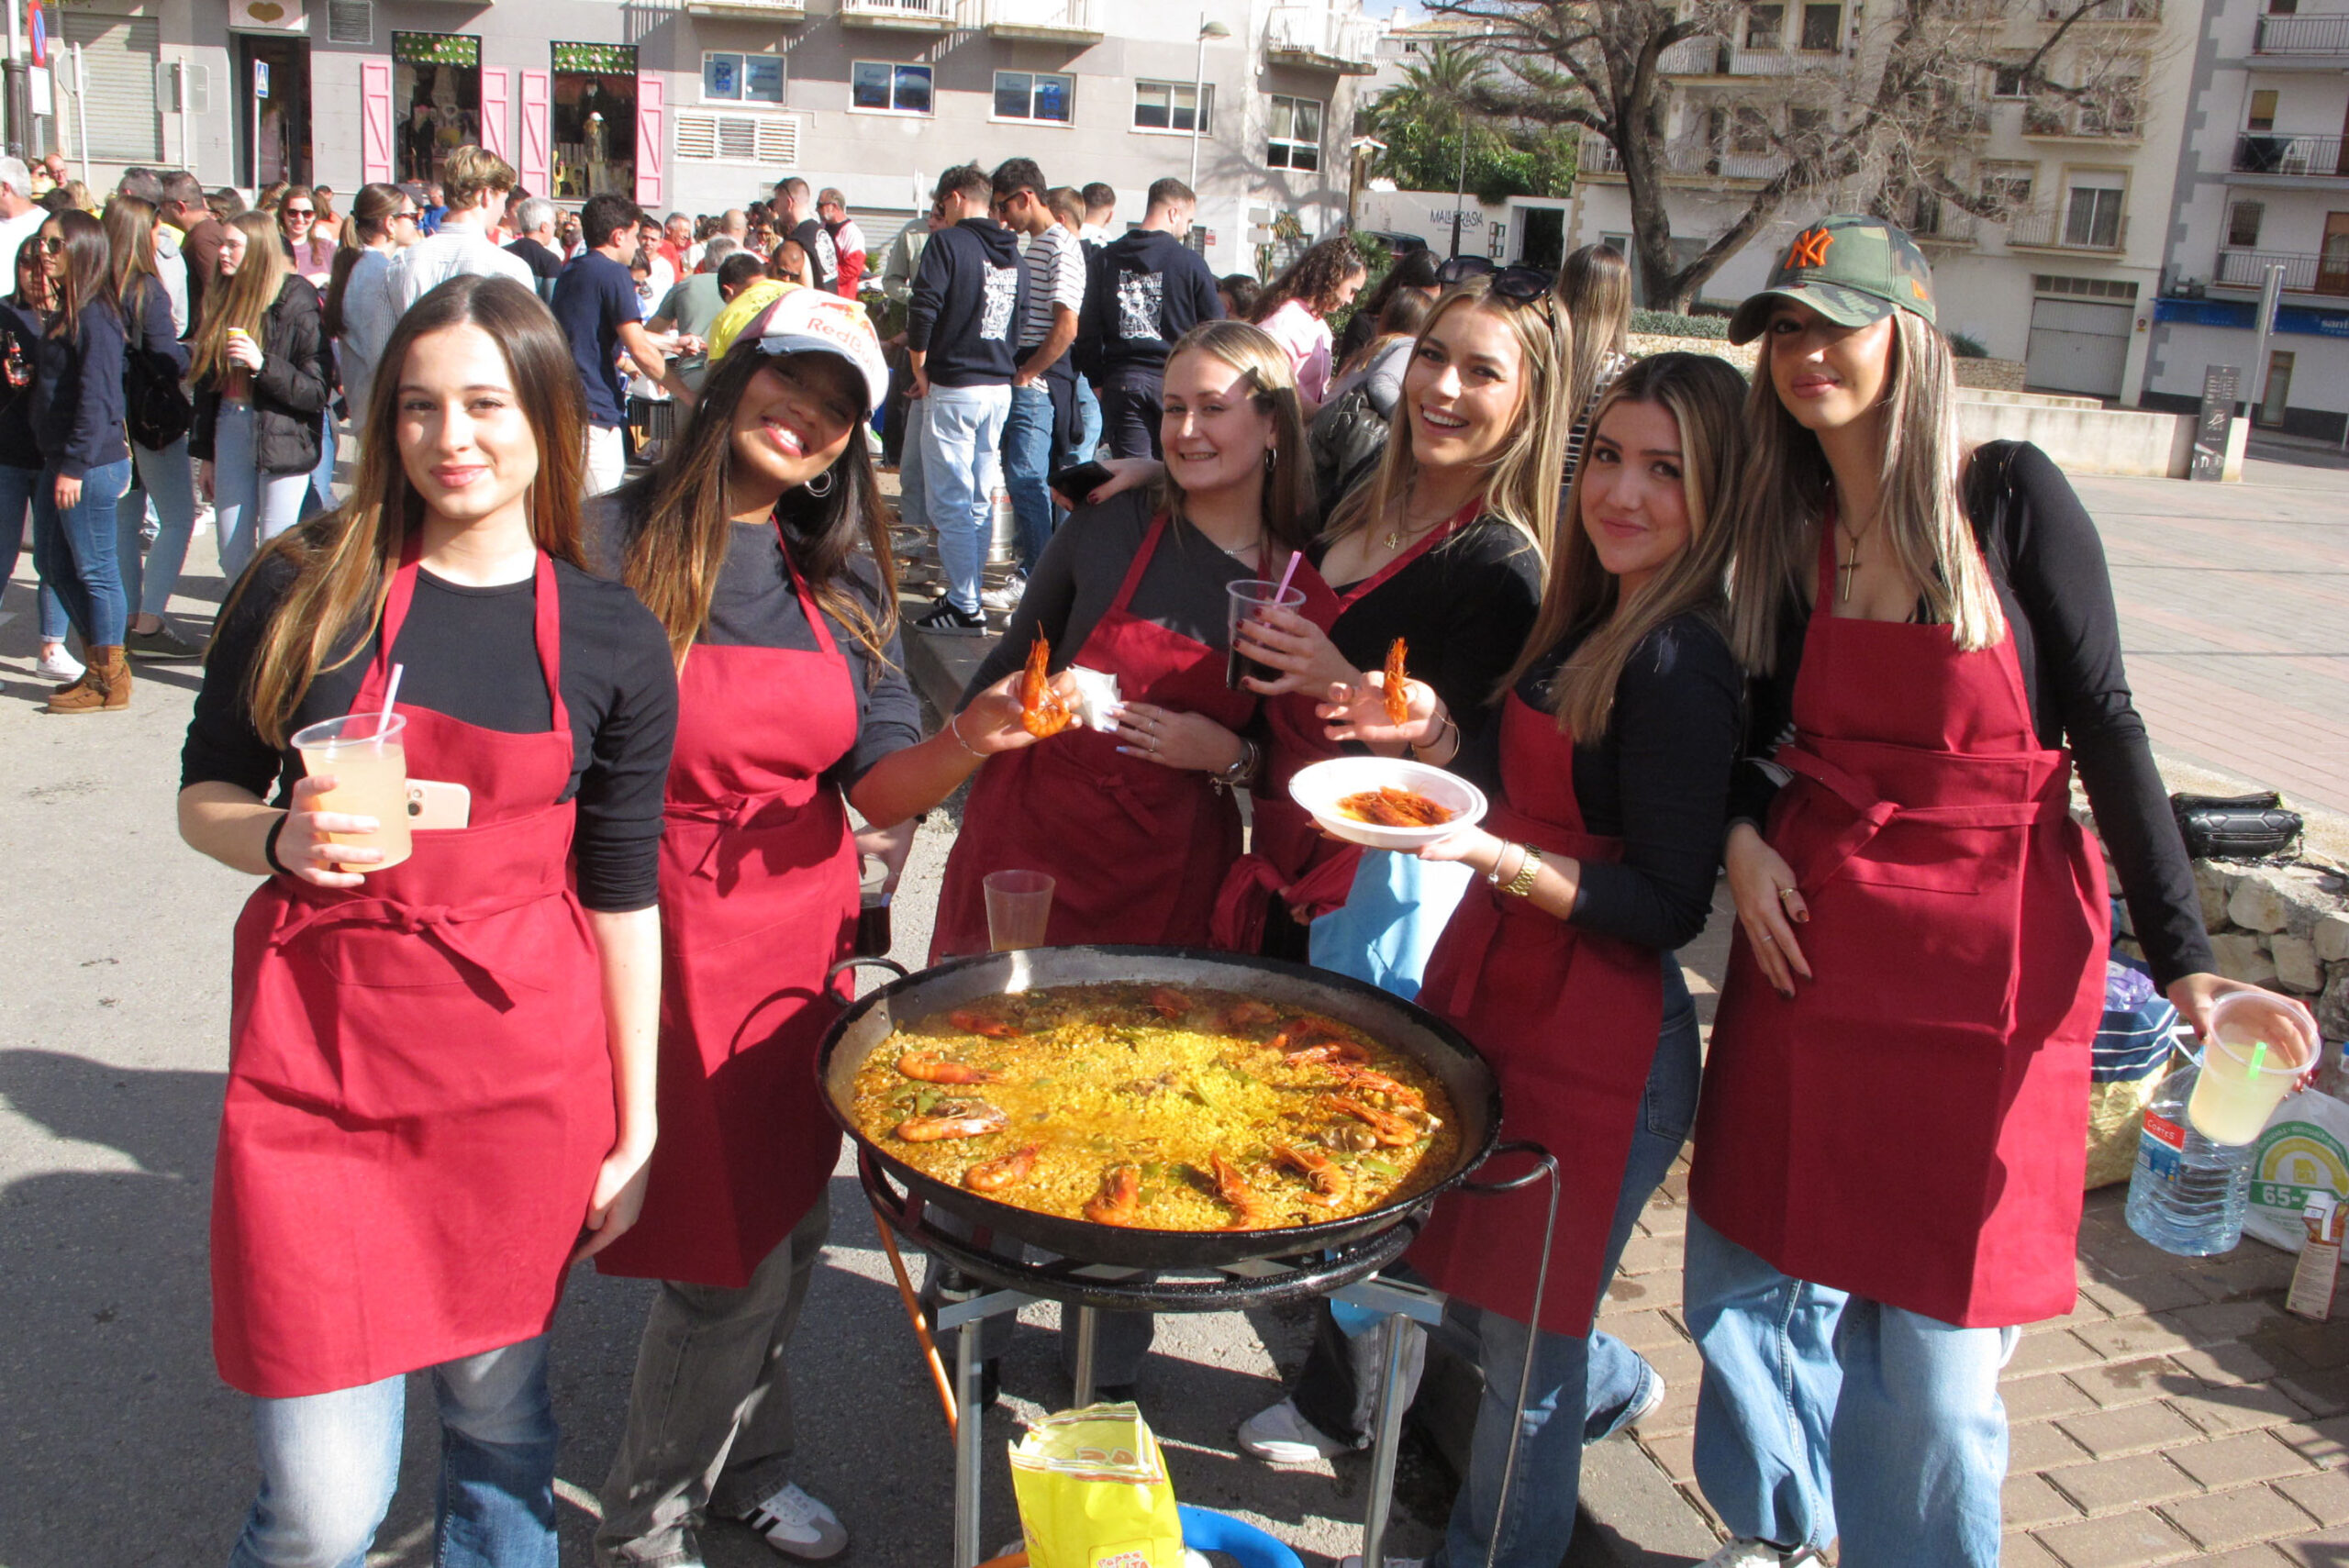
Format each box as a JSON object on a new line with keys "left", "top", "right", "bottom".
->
{"left": 1727, "top": 214, "right": 1937, "bottom": 345}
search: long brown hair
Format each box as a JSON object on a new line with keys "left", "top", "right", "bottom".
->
{"left": 228, "top": 276, "right": 588, "bottom": 745}
{"left": 613, "top": 338, "right": 900, "bottom": 671}
{"left": 1503, "top": 353, "right": 1747, "bottom": 738}
{"left": 190, "top": 212, "right": 290, "bottom": 388}
{"left": 1255, "top": 235, "right": 1369, "bottom": 321}
{"left": 1556, "top": 243, "right": 1632, "bottom": 425}
{"left": 1325, "top": 277, "right": 1574, "bottom": 564}
{"left": 101, "top": 194, "right": 163, "bottom": 323}
{"left": 322, "top": 182, "right": 403, "bottom": 339}
{"left": 43, "top": 208, "right": 116, "bottom": 342}
{"left": 1148, "top": 320, "right": 1318, "bottom": 561}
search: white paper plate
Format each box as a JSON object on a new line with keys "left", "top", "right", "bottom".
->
{"left": 1287, "top": 756, "right": 1487, "bottom": 852}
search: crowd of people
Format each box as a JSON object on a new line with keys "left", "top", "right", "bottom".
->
{"left": 36, "top": 133, "right": 2301, "bottom": 1568}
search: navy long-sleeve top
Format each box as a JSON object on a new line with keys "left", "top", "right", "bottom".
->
{"left": 30, "top": 298, "right": 127, "bottom": 478}
{"left": 124, "top": 274, "right": 190, "bottom": 379}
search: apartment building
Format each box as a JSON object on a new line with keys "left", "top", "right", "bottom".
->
{"left": 1565, "top": 0, "right": 2195, "bottom": 403}
{"left": 38, "top": 0, "right": 1382, "bottom": 276}
{"left": 2148, "top": 0, "right": 2349, "bottom": 439}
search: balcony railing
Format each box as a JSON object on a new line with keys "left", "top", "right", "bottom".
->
{"left": 839, "top": 0, "right": 955, "bottom": 25}
{"left": 2023, "top": 98, "right": 2143, "bottom": 139}
{"left": 2233, "top": 132, "right": 2349, "bottom": 178}
{"left": 1581, "top": 137, "right": 1789, "bottom": 181}
{"left": 2254, "top": 13, "right": 2349, "bottom": 53}
{"left": 2042, "top": 0, "right": 2159, "bottom": 20}
{"left": 2213, "top": 247, "right": 2349, "bottom": 295}
{"left": 686, "top": 0, "right": 807, "bottom": 16}
{"left": 969, "top": 0, "right": 1101, "bottom": 36}
{"left": 1265, "top": 7, "right": 1382, "bottom": 72}
{"left": 1658, "top": 37, "right": 1841, "bottom": 75}
{"left": 2005, "top": 203, "right": 2129, "bottom": 251}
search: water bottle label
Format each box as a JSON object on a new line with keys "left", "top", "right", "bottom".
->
{"left": 2139, "top": 1110, "right": 2188, "bottom": 1183}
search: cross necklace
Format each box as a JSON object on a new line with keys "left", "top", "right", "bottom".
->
{"left": 1835, "top": 507, "right": 1883, "bottom": 604}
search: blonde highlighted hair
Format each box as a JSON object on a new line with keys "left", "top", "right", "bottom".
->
{"left": 1506, "top": 352, "right": 1748, "bottom": 739}
{"left": 1727, "top": 308, "right": 2001, "bottom": 671}
{"left": 1324, "top": 277, "right": 1574, "bottom": 565}
{"left": 1150, "top": 319, "right": 1320, "bottom": 558}
{"left": 190, "top": 212, "right": 292, "bottom": 390}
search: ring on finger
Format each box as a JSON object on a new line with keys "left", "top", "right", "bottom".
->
{"left": 1777, "top": 886, "right": 1800, "bottom": 906}
{"left": 1756, "top": 929, "right": 1776, "bottom": 945}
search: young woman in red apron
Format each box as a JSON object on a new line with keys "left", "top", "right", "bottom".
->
{"left": 177, "top": 276, "right": 678, "bottom": 1568}
{"left": 1264, "top": 358, "right": 1752, "bottom": 1568}
{"left": 585, "top": 290, "right": 1052, "bottom": 1566}
{"left": 1688, "top": 218, "right": 2319, "bottom": 1568}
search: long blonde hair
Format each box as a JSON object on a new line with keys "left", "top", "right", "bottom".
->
{"left": 1324, "top": 278, "right": 1574, "bottom": 564}
{"left": 1727, "top": 308, "right": 2001, "bottom": 671}
{"left": 190, "top": 212, "right": 291, "bottom": 389}
{"left": 225, "top": 277, "right": 588, "bottom": 746}
{"left": 1149, "top": 320, "right": 1319, "bottom": 560}
{"left": 1556, "top": 243, "right": 1632, "bottom": 424}
{"left": 1504, "top": 353, "right": 1747, "bottom": 738}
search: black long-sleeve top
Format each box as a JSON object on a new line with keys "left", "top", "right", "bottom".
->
{"left": 1731, "top": 439, "right": 2213, "bottom": 987}
{"left": 1456, "top": 613, "right": 1741, "bottom": 952}
{"left": 587, "top": 497, "right": 924, "bottom": 795}
{"left": 907, "top": 218, "right": 1029, "bottom": 388}
{"left": 182, "top": 541, "right": 680, "bottom": 912}
{"left": 0, "top": 297, "right": 43, "bottom": 472}
{"left": 126, "top": 274, "right": 190, "bottom": 379}
{"left": 29, "top": 299, "right": 126, "bottom": 478}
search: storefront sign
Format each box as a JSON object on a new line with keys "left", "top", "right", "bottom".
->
{"left": 229, "top": 0, "right": 307, "bottom": 31}
{"left": 2277, "top": 306, "right": 2349, "bottom": 339}
{"left": 2154, "top": 297, "right": 2256, "bottom": 330}
{"left": 2192, "top": 364, "right": 2239, "bottom": 484}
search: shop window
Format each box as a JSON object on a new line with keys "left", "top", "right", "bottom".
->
{"left": 1134, "top": 79, "right": 1211, "bottom": 134}
{"left": 395, "top": 32, "right": 482, "bottom": 186}
{"left": 551, "top": 41, "right": 639, "bottom": 200}
{"left": 995, "top": 71, "right": 1073, "bottom": 123}
{"left": 852, "top": 61, "right": 932, "bottom": 115}
{"left": 702, "top": 52, "right": 784, "bottom": 106}
{"left": 1267, "top": 94, "right": 1322, "bottom": 171}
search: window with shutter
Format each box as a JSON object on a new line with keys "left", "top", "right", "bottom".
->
{"left": 59, "top": 15, "right": 162, "bottom": 162}
{"left": 674, "top": 110, "right": 800, "bottom": 167}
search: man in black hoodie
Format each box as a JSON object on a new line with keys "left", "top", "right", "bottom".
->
{"left": 907, "top": 162, "right": 1029, "bottom": 633}
{"left": 1075, "top": 176, "right": 1224, "bottom": 459}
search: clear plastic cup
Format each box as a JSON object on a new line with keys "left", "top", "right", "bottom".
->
{"left": 2186, "top": 991, "right": 2317, "bottom": 1146}
{"left": 983, "top": 869, "right": 1054, "bottom": 952}
{"left": 1226, "top": 579, "right": 1307, "bottom": 691}
{"left": 291, "top": 712, "right": 412, "bottom": 873}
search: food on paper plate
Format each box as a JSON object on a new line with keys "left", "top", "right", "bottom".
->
{"left": 1337, "top": 786, "right": 1455, "bottom": 828}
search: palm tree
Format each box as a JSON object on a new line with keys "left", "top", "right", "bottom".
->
{"left": 1364, "top": 39, "right": 1489, "bottom": 253}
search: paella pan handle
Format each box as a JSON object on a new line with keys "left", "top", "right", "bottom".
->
{"left": 827, "top": 954, "right": 910, "bottom": 1001}
{"left": 1453, "top": 1139, "right": 1562, "bottom": 1568}
{"left": 1458, "top": 1139, "right": 1558, "bottom": 1195}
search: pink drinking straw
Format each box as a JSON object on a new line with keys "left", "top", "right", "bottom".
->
{"left": 1274, "top": 549, "right": 1303, "bottom": 603}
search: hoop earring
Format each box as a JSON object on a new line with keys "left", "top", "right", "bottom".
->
{"left": 804, "top": 467, "right": 835, "bottom": 499}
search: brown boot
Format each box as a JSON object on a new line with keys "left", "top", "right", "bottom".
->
{"left": 44, "top": 646, "right": 128, "bottom": 714}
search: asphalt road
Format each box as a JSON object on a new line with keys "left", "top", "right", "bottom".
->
{"left": 0, "top": 531, "right": 1458, "bottom": 1567}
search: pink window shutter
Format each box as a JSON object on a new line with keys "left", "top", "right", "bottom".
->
{"left": 481, "top": 68, "right": 510, "bottom": 161}
{"left": 360, "top": 60, "right": 393, "bottom": 185}
{"left": 519, "top": 70, "right": 551, "bottom": 196}
{"left": 635, "top": 74, "right": 664, "bottom": 209}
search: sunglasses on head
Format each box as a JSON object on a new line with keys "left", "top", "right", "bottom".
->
{"left": 1435, "top": 254, "right": 1552, "bottom": 304}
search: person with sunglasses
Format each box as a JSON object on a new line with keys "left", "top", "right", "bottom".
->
{"left": 277, "top": 187, "right": 334, "bottom": 287}
{"left": 585, "top": 290, "right": 1054, "bottom": 1565}
{"left": 321, "top": 183, "right": 416, "bottom": 439}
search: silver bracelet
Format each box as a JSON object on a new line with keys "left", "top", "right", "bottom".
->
{"left": 946, "top": 709, "right": 987, "bottom": 759}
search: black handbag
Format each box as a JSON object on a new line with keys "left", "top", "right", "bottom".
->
{"left": 2171, "top": 791, "right": 2302, "bottom": 862}
{"left": 124, "top": 344, "right": 192, "bottom": 450}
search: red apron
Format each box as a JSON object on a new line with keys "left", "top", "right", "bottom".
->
{"left": 1210, "top": 504, "right": 1479, "bottom": 950}
{"left": 1690, "top": 523, "right": 2108, "bottom": 1328}
{"left": 932, "top": 511, "right": 1257, "bottom": 959}
{"left": 212, "top": 550, "right": 614, "bottom": 1398}
{"left": 597, "top": 535, "right": 861, "bottom": 1289}
{"left": 1405, "top": 693, "right": 1665, "bottom": 1338}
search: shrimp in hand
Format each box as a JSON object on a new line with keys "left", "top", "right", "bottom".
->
{"left": 1020, "top": 635, "right": 1075, "bottom": 739}
{"left": 1383, "top": 638, "right": 1411, "bottom": 728}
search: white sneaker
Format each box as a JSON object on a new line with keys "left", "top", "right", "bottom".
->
{"left": 1698, "top": 1540, "right": 1820, "bottom": 1568}
{"left": 1236, "top": 1397, "right": 1349, "bottom": 1464}
{"left": 981, "top": 574, "right": 1027, "bottom": 612}
{"left": 736, "top": 1481, "right": 848, "bottom": 1561}
{"left": 35, "top": 645, "right": 83, "bottom": 682}
{"left": 1619, "top": 1370, "right": 1667, "bottom": 1435}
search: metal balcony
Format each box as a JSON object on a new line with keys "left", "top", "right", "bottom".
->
{"left": 686, "top": 0, "right": 807, "bottom": 17}
{"left": 2004, "top": 204, "right": 2129, "bottom": 252}
{"left": 1579, "top": 137, "right": 1788, "bottom": 181}
{"left": 969, "top": 0, "right": 1101, "bottom": 39}
{"left": 2233, "top": 132, "right": 2349, "bottom": 178}
{"left": 2255, "top": 12, "right": 2349, "bottom": 53}
{"left": 839, "top": 0, "right": 956, "bottom": 30}
{"left": 2041, "top": 0, "right": 2158, "bottom": 19}
{"left": 1265, "top": 7, "right": 1382, "bottom": 73}
{"left": 2212, "top": 247, "right": 2349, "bottom": 295}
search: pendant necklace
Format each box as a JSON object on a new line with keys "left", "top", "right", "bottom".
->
{"left": 1836, "top": 509, "right": 1882, "bottom": 604}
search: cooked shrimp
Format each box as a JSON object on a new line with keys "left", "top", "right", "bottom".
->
{"left": 1020, "top": 635, "right": 1075, "bottom": 739}
{"left": 1320, "top": 1093, "right": 1428, "bottom": 1147}
{"left": 963, "top": 1143, "right": 1041, "bottom": 1192}
{"left": 948, "top": 1008, "right": 1024, "bottom": 1040}
{"left": 1085, "top": 1164, "right": 1143, "bottom": 1225}
{"left": 1326, "top": 1062, "right": 1427, "bottom": 1109}
{"left": 1223, "top": 999, "right": 1279, "bottom": 1030}
{"left": 1210, "top": 1154, "right": 1271, "bottom": 1230}
{"left": 1383, "top": 638, "right": 1410, "bottom": 728}
{"left": 1149, "top": 987, "right": 1193, "bottom": 1021}
{"left": 1271, "top": 1141, "right": 1349, "bottom": 1208}
{"left": 898, "top": 1051, "right": 1003, "bottom": 1085}
{"left": 895, "top": 1101, "right": 1010, "bottom": 1141}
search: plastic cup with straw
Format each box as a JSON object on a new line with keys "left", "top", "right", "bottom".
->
{"left": 1226, "top": 553, "right": 1307, "bottom": 692}
{"left": 289, "top": 663, "right": 414, "bottom": 873}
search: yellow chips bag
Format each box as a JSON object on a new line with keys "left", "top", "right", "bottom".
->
{"left": 1009, "top": 1403, "right": 1185, "bottom": 1568}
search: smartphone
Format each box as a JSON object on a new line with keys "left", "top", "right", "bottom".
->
{"left": 406, "top": 779, "right": 472, "bottom": 831}
{"left": 1048, "top": 461, "right": 1114, "bottom": 507}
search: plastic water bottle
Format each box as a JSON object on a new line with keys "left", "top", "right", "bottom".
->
{"left": 2126, "top": 1057, "right": 2256, "bottom": 1255}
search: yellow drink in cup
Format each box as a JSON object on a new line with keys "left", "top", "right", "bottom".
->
{"left": 2186, "top": 992, "right": 2315, "bottom": 1146}
{"left": 291, "top": 713, "right": 413, "bottom": 873}
{"left": 984, "top": 869, "right": 1053, "bottom": 951}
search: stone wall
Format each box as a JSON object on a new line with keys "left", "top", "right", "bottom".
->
{"left": 1954, "top": 357, "right": 2030, "bottom": 393}
{"left": 2111, "top": 855, "right": 2349, "bottom": 1044}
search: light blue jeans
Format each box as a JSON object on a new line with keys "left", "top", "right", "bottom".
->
{"left": 306, "top": 407, "right": 340, "bottom": 517}
{"left": 918, "top": 382, "right": 1010, "bottom": 615}
{"left": 228, "top": 1334, "right": 559, "bottom": 1568}
{"left": 1684, "top": 1215, "right": 2019, "bottom": 1567}
{"left": 1430, "top": 957, "right": 1701, "bottom": 1568}
{"left": 31, "top": 457, "right": 134, "bottom": 647}
{"left": 1072, "top": 373, "right": 1102, "bottom": 463}
{"left": 0, "top": 462, "right": 70, "bottom": 643}
{"left": 117, "top": 434, "right": 199, "bottom": 619}
{"left": 1002, "top": 382, "right": 1056, "bottom": 573}
{"left": 213, "top": 402, "right": 311, "bottom": 583}
{"left": 897, "top": 396, "right": 929, "bottom": 538}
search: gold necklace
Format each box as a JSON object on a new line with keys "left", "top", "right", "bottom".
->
{"left": 1382, "top": 505, "right": 1453, "bottom": 553}
{"left": 1836, "top": 509, "right": 1882, "bottom": 604}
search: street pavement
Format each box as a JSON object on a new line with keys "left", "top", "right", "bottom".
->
{"left": 1, "top": 444, "right": 2345, "bottom": 1567}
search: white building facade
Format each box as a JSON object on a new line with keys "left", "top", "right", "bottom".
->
{"left": 38, "top": 0, "right": 1382, "bottom": 277}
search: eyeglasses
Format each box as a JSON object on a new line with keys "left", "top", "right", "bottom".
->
{"left": 284, "top": 206, "right": 315, "bottom": 218}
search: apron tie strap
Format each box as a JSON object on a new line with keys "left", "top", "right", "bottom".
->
{"left": 1778, "top": 743, "right": 2072, "bottom": 893}
{"left": 272, "top": 887, "right": 562, "bottom": 993}
{"left": 668, "top": 786, "right": 829, "bottom": 881}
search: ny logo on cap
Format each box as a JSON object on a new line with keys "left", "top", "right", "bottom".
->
{"left": 1786, "top": 228, "right": 1834, "bottom": 271}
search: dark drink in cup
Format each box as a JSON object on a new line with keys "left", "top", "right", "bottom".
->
{"left": 1226, "top": 579, "right": 1307, "bottom": 691}
{"left": 855, "top": 857, "right": 892, "bottom": 958}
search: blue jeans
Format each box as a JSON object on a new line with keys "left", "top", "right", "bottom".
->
{"left": 1072, "top": 374, "right": 1102, "bottom": 463}
{"left": 306, "top": 408, "right": 340, "bottom": 517}
{"left": 31, "top": 457, "right": 133, "bottom": 647}
{"left": 1684, "top": 1216, "right": 2019, "bottom": 1567}
{"left": 0, "top": 462, "right": 70, "bottom": 643}
{"left": 213, "top": 403, "right": 311, "bottom": 583}
{"left": 1002, "top": 382, "right": 1056, "bottom": 573}
{"left": 1431, "top": 956, "right": 1702, "bottom": 1568}
{"left": 919, "top": 383, "right": 1010, "bottom": 615}
{"left": 117, "top": 435, "right": 199, "bottom": 619}
{"left": 228, "top": 1334, "right": 559, "bottom": 1568}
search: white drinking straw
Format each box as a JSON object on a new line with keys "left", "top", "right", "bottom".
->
{"left": 373, "top": 663, "right": 405, "bottom": 751}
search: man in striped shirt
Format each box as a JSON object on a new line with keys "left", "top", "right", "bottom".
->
{"left": 991, "top": 156, "right": 1087, "bottom": 592}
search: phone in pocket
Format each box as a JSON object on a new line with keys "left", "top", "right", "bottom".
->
{"left": 1048, "top": 461, "right": 1114, "bottom": 507}
{"left": 406, "top": 779, "right": 473, "bottom": 831}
